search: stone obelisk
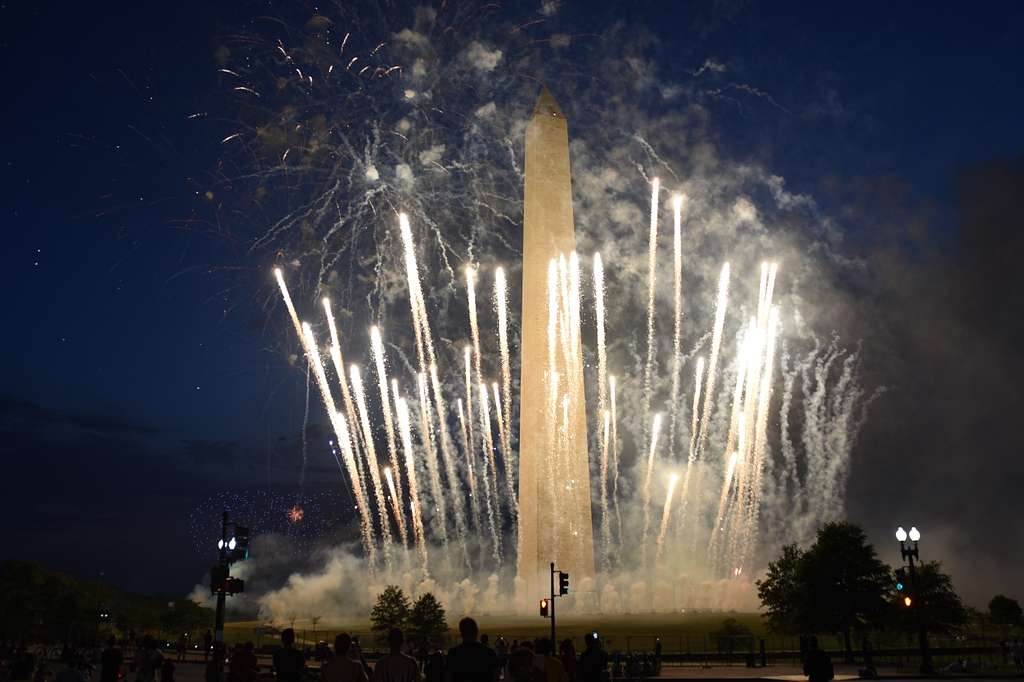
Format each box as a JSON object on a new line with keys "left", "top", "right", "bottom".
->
{"left": 517, "top": 86, "right": 595, "bottom": 608}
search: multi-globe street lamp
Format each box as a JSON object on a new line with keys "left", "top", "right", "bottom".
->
{"left": 895, "top": 525, "right": 932, "bottom": 674}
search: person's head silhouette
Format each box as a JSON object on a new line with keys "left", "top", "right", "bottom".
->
{"left": 387, "top": 628, "right": 404, "bottom": 654}
{"left": 334, "top": 634, "right": 351, "bottom": 657}
{"left": 281, "top": 629, "right": 295, "bottom": 648}
{"left": 458, "top": 617, "right": 479, "bottom": 643}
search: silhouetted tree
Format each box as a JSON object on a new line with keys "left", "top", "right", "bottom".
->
{"left": 988, "top": 594, "right": 1022, "bottom": 633}
{"left": 757, "top": 522, "right": 891, "bottom": 661}
{"left": 370, "top": 585, "right": 411, "bottom": 644}
{"left": 408, "top": 593, "right": 448, "bottom": 653}
{"left": 757, "top": 544, "right": 804, "bottom": 634}
{"left": 894, "top": 561, "right": 967, "bottom": 636}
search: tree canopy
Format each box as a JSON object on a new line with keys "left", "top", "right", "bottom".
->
{"left": 370, "top": 585, "right": 412, "bottom": 644}
{"left": 0, "top": 560, "right": 212, "bottom": 643}
{"left": 408, "top": 593, "right": 448, "bottom": 652}
{"left": 988, "top": 594, "right": 1022, "bottom": 628}
{"left": 757, "top": 522, "right": 892, "bottom": 659}
{"left": 895, "top": 561, "right": 968, "bottom": 636}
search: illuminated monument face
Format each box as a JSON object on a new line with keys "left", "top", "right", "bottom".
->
{"left": 517, "top": 87, "right": 595, "bottom": 606}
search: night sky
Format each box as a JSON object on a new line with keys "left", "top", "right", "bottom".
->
{"left": 2, "top": 0, "right": 1023, "bottom": 605}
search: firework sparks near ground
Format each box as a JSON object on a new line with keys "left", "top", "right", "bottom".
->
{"left": 198, "top": 1, "right": 878, "bottom": 616}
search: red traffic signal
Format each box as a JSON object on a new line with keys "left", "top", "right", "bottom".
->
{"left": 539, "top": 598, "right": 549, "bottom": 617}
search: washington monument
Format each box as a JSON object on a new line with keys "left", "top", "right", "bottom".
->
{"left": 517, "top": 86, "right": 595, "bottom": 607}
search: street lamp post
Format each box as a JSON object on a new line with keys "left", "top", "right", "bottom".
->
{"left": 896, "top": 526, "right": 933, "bottom": 675}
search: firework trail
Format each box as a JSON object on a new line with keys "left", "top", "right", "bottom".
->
{"left": 335, "top": 412, "right": 376, "bottom": 570}
{"left": 430, "top": 363, "right": 469, "bottom": 563}
{"left": 299, "top": 321, "right": 378, "bottom": 561}
{"left": 686, "top": 263, "right": 731, "bottom": 534}
{"left": 705, "top": 334, "right": 747, "bottom": 571}
{"left": 273, "top": 268, "right": 303, "bottom": 343}
{"left": 642, "top": 178, "right": 661, "bottom": 455}
{"left": 544, "top": 369, "right": 562, "bottom": 557}
{"left": 395, "top": 397, "right": 428, "bottom": 576}
{"left": 494, "top": 267, "right": 514, "bottom": 476}
{"left": 466, "top": 266, "right": 485, "bottom": 419}
{"left": 491, "top": 382, "right": 517, "bottom": 528}
{"left": 599, "top": 409, "right": 611, "bottom": 572}
{"left": 593, "top": 253, "right": 610, "bottom": 560}
{"left": 415, "top": 373, "right": 449, "bottom": 550}
{"left": 370, "top": 326, "right": 404, "bottom": 515}
{"left": 667, "top": 195, "right": 686, "bottom": 461}
{"left": 594, "top": 253, "right": 608, "bottom": 451}
{"left": 547, "top": 260, "right": 559, "bottom": 379}
{"left": 708, "top": 448, "right": 741, "bottom": 568}
{"left": 656, "top": 473, "right": 680, "bottom": 561}
{"left": 676, "top": 356, "right": 706, "bottom": 529}
{"left": 350, "top": 363, "right": 393, "bottom": 569}
{"left": 463, "top": 345, "right": 476, "bottom": 497}
{"left": 396, "top": 214, "right": 466, "bottom": 546}
{"left": 739, "top": 304, "right": 779, "bottom": 567}
{"left": 492, "top": 268, "right": 516, "bottom": 523}
{"left": 695, "top": 263, "right": 731, "bottom": 461}
{"left": 383, "top": 466, "right": 408, "bottom": 548}
{"left": 275, "top": 274, "right": 378, "bottom": 562}
{"left": 477, "top": 381, "right": 502, "bottom": 564}
{"left": 456, "top": 397, "right": 482, "bottom": 534}
{"left": 397, "top": 214, "right": 430, "bottom": 372}
{"left": 323, "top": 298, "right": 369, "bottom": 497}
{"left": 641, "top": 412, "right": 663, "bottom": 566}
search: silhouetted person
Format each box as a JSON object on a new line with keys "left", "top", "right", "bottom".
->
{"left": 534, "top": 639, "right": 567, "bottom": 682}
{"left": 423, "top": 651, "right": 445, "bottom": 682}
{"left": 161, "top": 656, "right": 176, "bottom": 682}
{"left": 576, "top": 633, "right": 606, "bottom": 682}
{"left": 371, "top": 629, "right": 419, "bottom": 682}
{"left": 55, "top": 656, "right": 85, "bottom": 682}
{"left": 803, "top": 637, "right": 833, "bottom": 682}
{"left": 445, "top": 618, "right": 497, "bottom": 682}
{"left": 101, "top": 637, "right": 124, "bottom": 682}
{"left": 507, "top": 649, "right": 542, "bottom": 682}
{"left": 205, "top": 642, "right": 225, "bottom": 682}
{"left": 321, "top": 634, "right": 367, "bottom": 682}
{"left": 203, "top": 633, "right": 213, "bottom": 663}
{"left": 273, "top": 629, "right": 305, "bottom": 682}
{"left": 559, "top": 640, "right": 577, "bottom": 682}
{"left": 176, "top": 636, "right": 188, "bottom": 663}
{"left": 135, "top": 636, "right": 163, "bottom": 682}
{"left": 230, "top": 643, "right": 258, "bottom": 682}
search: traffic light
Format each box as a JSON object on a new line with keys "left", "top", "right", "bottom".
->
{"left": 211, "top": 565, "right": 244, "bottom": 595}
{"left": 903, "top": 595, "right": 913, "bottom": 608}
{"left": 539, "top": 598, "right": 549, "bottom": 617}
{"left": 895, "top": 568, "right": 906, "bottom": 592}
{"left": 558, "top": 571, "right": 570, "bottom": 596}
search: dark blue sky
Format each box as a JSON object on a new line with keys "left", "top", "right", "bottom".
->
{"left": 1, "top": 1, "right": 1022, "bottom": 598}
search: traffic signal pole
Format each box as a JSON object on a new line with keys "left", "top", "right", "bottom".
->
{"left": 214, "top": 511, "right": 228, "bottom": 643}
{"left": 549, "top": 562, "right": 556, "bottom": 646}
{"left": 906, "top": 553, "right": 933, "bottom": 674}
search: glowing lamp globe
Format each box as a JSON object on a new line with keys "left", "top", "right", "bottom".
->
{"left": 895, "top": 527, "right": 908, "bottom": 542}
{"left": 908, "top": 526, "right": 921, "bottom": 542}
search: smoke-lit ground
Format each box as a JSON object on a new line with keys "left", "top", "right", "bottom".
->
{"left": 188, "top": 1, "right": 883, "bottom": 621}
